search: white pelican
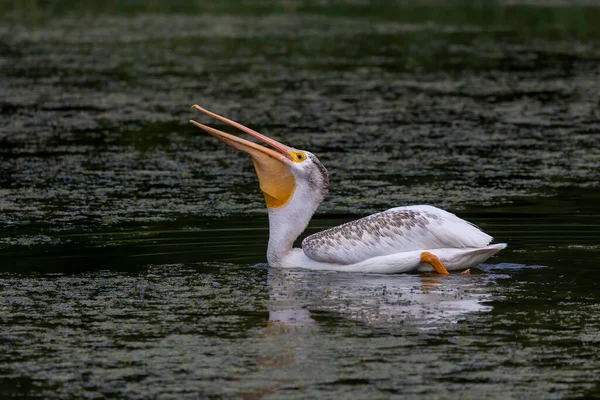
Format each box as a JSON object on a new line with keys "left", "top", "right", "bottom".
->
{"left": 190, "top": 105, "right": 506, "bottom": 275}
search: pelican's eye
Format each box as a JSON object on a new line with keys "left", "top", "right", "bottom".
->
{"left": 290, "top": 151, "right": 307, "bottom": 163}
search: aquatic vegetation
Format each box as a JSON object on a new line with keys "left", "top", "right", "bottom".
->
{"left": 0, "top": 1, "right": 599, "bottom": 398}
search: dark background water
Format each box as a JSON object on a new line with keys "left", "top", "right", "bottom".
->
{"left": 1, "top": 1, "right": 599, "bottom": 398}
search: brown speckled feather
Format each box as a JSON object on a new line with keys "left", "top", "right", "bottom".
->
{"left": 302, "top": 205, "right": 493, "bottom": 264}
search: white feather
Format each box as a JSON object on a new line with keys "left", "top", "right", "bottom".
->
{"left": 302, "top": 205, "right": 492, "bottom": 265}
{"left": 283, "top": 244, "right": 506, "bottom": 273}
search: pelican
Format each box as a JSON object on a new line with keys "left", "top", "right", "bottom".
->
{"left": 190, "top": 105, "right": 506, "bottom": 274}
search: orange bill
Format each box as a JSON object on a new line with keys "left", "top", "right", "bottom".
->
{"left": 192, "top": 104, "right": 295, "bottom": 159}
{"left": 190, "top": 107, "right": 297, "bottom": 208}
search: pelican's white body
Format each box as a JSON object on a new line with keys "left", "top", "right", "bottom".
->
{"left": 280, "top": 244, "right": 506, "bottom": 274}
{"left": 266, "top": 159, "right": 506, "bottom": 273}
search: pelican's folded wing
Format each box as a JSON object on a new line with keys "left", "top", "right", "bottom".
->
{"left": 302, "top": 205, "right": 493, "bottom": 264}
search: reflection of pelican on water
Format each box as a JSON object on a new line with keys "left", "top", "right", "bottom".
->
{"left": 191, "top": 105, "right": 505, "bottom": 274}
{"left": 265, "top": 268, "right": 497, "bottom": 327}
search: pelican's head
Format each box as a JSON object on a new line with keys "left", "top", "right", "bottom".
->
{"left": 190, "top": 105, "right": 329, "bottom": 210}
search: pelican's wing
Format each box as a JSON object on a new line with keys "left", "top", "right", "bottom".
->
{"left": 302, "top": 205, "right": 493, "bottom": 264}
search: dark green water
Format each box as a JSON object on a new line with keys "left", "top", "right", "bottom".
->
{"left": 1, "top": 1, "right": 599, "bottom": 398}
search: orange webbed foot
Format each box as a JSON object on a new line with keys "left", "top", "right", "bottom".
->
{"left": 420, "top": 251, "right": 449, "bottom": 275}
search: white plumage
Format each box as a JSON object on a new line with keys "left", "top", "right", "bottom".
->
{"left": 302, "top": 205, "right": 492, "bottom": 265}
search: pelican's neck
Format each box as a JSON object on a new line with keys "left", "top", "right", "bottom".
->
{"left": 266, "top": 195, "right": 320, "bottom": 267}
{"left": 263, "top": 154, "right": 330, "bottom": 267}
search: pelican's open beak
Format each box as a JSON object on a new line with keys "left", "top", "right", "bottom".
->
{"left": 190, "top": 104, "right": 296, "bottom": 208}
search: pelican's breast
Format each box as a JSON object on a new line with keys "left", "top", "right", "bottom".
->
{"left": 302, "top": 205, "right": 493, "bottom": 265}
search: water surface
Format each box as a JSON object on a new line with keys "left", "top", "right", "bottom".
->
{"left": 1, "top": 1, "right": 599, "bottom": 398}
